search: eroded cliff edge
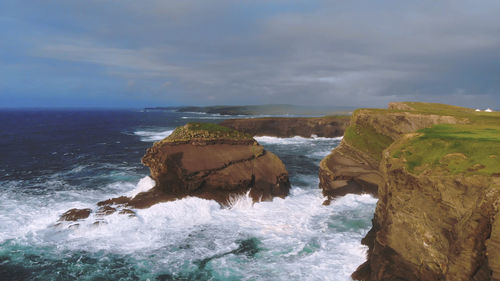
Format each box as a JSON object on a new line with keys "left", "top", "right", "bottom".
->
{"left": 319, "top": 102, "right": 500, "bottom": 280}
{"left": 220, "top": 116, "right": 350, "bottom": 138}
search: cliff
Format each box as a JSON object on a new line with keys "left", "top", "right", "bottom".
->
{"left": 220, "top": 116, "right": 350, "bottom": 138}
{"left": 60, "top": 123, "right": 290, "bottom": 222}
{"left": 319, "top": 102, "right": 500, "bottom": 280}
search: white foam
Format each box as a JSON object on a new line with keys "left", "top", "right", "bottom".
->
{"left": 0, "top": 178, "right": 377, "bottom": 281}
{"left": 227, "top": 191, "right": 254, "bottom": 210}
{"left": 181, "top": 116, "right": 231, "bottom": 120}
{"left": 255, "top": 135, "right": 343, "bottom": 145}
{"left": 134, "top": 129, "right": 174, "bottom": 142}
{"left": 127, "top": 176, "right": 155, "bottom": 198}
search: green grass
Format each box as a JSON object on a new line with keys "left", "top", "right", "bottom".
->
{"left": 164, "top": 122, "right": 252, "bottom": 142}
{"left": 344, "top": 122, "right": 394, "bottom": 161}
{"left": 393, "top": 124, "right": 500, "bottom": 175}
{"left": 400, "top": 102, "right": 474, "bottom": 115}
{"left": 342, "top": 102, "right": 500, "bottom": 176}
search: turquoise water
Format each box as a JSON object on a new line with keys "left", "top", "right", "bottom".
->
{"left": 0, "top": 110, "right": 377, "bottom": 280}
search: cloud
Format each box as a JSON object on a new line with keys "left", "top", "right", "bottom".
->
{"left": 1, "top": 0, "right": 499, "bottom": 107}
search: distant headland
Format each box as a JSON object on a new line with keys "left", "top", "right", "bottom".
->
{"left": 144, "top": 104, "right": 355, "bottom": 116}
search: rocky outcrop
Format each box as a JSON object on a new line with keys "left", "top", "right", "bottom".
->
{"left": 319, "top": 141, "right": 382, "bottom": 204}
{"left": 141, "top": 123, "right": 290, "bottom": 204}
{"left": 319, "top": 102, "right": 500, "bottom": 280}
{"left": 59, "top": 123, "right": 290, "bottom": 222}
{"left": 220, "top": 116, "right": 349, "bottom": 138}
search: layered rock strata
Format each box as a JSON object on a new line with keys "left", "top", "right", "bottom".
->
{"left": 319, "top": 102, "right": 500, "bottom": 280}
{"left": 220, "top": 116, "right": 349, "bottom": 138}
{"left": 60, "top": 123, "right": 290, "bottom": 222}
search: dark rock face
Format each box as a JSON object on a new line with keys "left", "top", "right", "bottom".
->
{"left": 220, "top": 117, "right": 349, "bottom": 138}
{"left": 59, "top": 123, "right": 290, "bottom": 222}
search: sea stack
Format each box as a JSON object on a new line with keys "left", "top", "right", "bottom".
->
{"left": 59, "top": 123, "right": 290, "bottom": 222}
{"left": 141, "top": 122, "right": 290, "bottom": 204}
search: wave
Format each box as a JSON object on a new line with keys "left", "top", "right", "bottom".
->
{"left": 0, "top": 172, "right": 376, "bottom": 281}
{"left": 181, "top": 116, "right": 233, "bottom": 120}
{"left": 126, "top": 176, "right": 155, "bottom": 198}
{"left": 134, "top": 129, "right": 174, "bottom": 142}
{"left": 255, "top": 135, "right": 343, "bottom": 145}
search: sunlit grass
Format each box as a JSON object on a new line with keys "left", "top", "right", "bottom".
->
{"left": 343, "top": 102, "right": 500, "bottom": 176}
{"left": 393, "top": 124, "right": 500, "bottom": 175}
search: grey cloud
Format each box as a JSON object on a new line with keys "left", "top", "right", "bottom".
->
{"left": 2, "top": 0, "right": 499, "bottom": 107}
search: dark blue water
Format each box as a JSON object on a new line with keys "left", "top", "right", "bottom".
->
{"left": 0, "top": 109, "right": 376, "bottom": 281}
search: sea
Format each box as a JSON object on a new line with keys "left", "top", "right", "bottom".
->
{"left": 0, "top": 109, "right": 377, "bottom": 281}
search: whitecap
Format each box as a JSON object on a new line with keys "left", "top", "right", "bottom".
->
{"left": 127, "top": 176, "right": 155, "bottom": 198}
{"left": 255, "top": 135, "right": 342, "bottom": 145}
{"left": 134, "top": 129, "right": 174, "bottom": 142}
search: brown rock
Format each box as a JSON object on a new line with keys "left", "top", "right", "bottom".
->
{"left": 319, "top": 141, "right": 381, "bottom": 201}
{"left": 118, "top": 209, "right": 136, "bottom": 217}
{"left": 59, "top": 123, "right": 291, "bottom": 223}
{"left": 220, "top": 116, "right": 350, "bottom": 138}
{"left": 96, "top": 205, "right": 116, "bottom": 216}
{"left": 59, "top": 208, "right": 91, "bottom": 221}
{"left": 141, "top": 123, "right": 290, "bottom": 205}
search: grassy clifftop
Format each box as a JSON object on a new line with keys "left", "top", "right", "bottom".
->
{"left": 393, "top": 123, "right": 500, "bottom": 176}
{"left": 343, "top": 102, "right": 500, "bottom": 176}
{"left": 162, "top": 122, "right": 253, "bottom": 143}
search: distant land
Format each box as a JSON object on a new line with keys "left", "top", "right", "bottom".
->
{"left": 144, "top": 104, "right": 356, "bottom": 116}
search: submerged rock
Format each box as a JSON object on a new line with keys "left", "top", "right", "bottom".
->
{"left": 59, "top": 123, "right": 290, "bottom": 222}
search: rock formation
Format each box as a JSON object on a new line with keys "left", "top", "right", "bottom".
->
{"left": 319, "top": 102, "right": 500, "bottom": 280}
{"left": 141, "top": 122, "right": 290, "bottom": 204}
{"left": 220, "top": 116, "right": 349, "bottom": 138}
{"left": 60, "top": 123, "right": 290, "bottom": 222}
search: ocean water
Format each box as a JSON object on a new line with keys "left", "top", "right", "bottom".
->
{"left": 0, "top": 109, "right": 376, "bottom": 281}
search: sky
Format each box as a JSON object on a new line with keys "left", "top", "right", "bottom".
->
{"left": 1, "top": 0, "right": 499, "bottom": 108}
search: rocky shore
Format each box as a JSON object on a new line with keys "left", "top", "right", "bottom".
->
{"left": 220, "top": 116, "right": 350, "bottom": 138}
{"left": 59, "top": 123, "right": 290, "bottom": 222}
{"left": 319, "top": 102, "right": 500, "bottom": 280}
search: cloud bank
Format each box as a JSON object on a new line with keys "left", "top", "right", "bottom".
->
{"left": 1, "top": 0, "right": 499, "bottom": 108}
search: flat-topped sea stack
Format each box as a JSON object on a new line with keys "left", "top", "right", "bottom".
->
{"left": 320, "top": 102, "right": 500, "bottom": 280}
{"left": 59, "top": 123, "right": 290, "bottom": 222}
{"left": 141, "top": 122, "right": 290, "bottom": 203}
{"left": 220, "top": 116, "right": 350, "bottom": 138}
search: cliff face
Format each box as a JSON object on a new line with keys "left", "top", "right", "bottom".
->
{"left": 220, "top": 116, "right": 349, "bottom": 138}
{"left": 354, "top": 144, "right": 499, "bottom": 281}
{"left": 319, "top": 102, "right": 500, "bottom": 280}
{"left": 59, "top": 123, "right": 290, "bottom": 223}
